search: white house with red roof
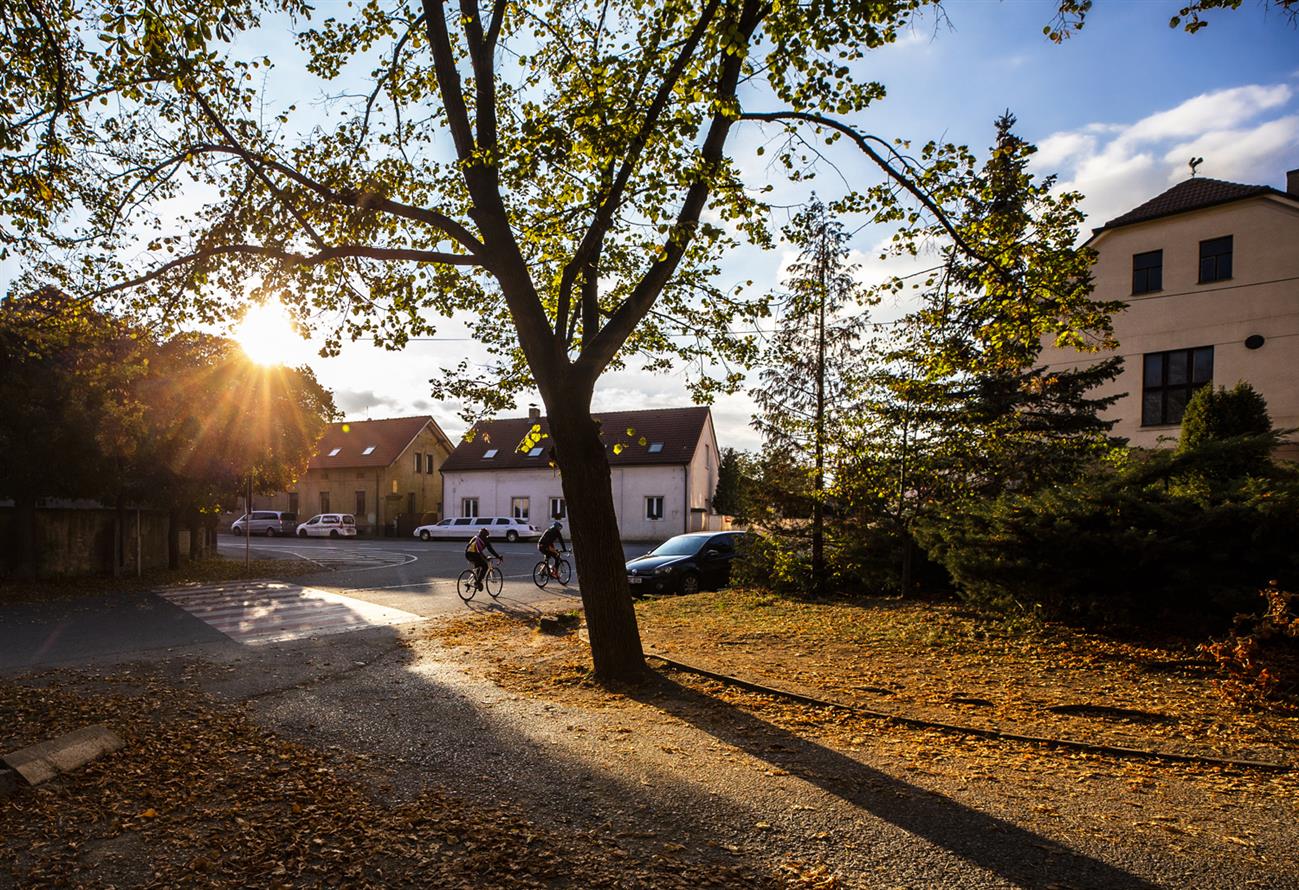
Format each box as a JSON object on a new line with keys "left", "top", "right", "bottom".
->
{"left": 439, "top": 406, "right": 724, "bottom": 540}
{"left": 1040, "top": 167, "right": 1299, "bottom": 457}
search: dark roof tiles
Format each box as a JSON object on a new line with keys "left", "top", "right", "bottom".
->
{"left": 308, "top": 416, "right": 440, "bottom": 469}
{"left": 442, "top": 406, "right": 711, "bottom": 472}
{"left": 1095, "top": 176, "right": 1289, "bottom": 234}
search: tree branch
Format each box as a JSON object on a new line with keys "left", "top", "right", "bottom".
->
{"left": 739, "top": 110, "right": 993, "bottom": 267}
{"left": 577, "top": 0, "right": 765, "bottom": 379}
{"left": 98, "top": 242, "right": 480, "bottom": 296}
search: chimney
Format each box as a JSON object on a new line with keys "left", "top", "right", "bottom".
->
{"left": 1288, "top": 168, "right": 1299, "bottom": 197}
{"left": 527, "top": 403, "right": 541, "bottom": 423}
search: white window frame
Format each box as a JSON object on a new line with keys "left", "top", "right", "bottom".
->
{"left": 646, "top": 496, "right": 664, "bottom": 521}
{"left": 511, "top": 497, "right": 530, "bottom": 520}
{"left": 462, "top": 497, "right": 479, "bottom": 518}
{"left": 549, "top": 497, "right": 566, "bottom": 520}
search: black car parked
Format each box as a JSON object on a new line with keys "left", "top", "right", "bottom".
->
{"left": 625, "top": 531, "right": 747, "bottom": 596}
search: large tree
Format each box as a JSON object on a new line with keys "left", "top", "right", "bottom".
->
{"left": 2, "top": 1, "right": 1271, "bottom": 676}
{"left": 751, "top": 200, "right": 870, "bottom": 595}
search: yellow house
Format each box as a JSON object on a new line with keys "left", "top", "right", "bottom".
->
{"left": 248, "top": 416, "right": 455, "bottom": 535}
{"left": 1041, "top": 168, "right": 1299, "bottom": 458}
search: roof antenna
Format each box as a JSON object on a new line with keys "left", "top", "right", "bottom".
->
{"left": 1189, "top": 157, "right": 1204, "bottom": 177}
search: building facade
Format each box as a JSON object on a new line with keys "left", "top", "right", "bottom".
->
{"left": 440, "top": 406, "right": 724, "bottom": 541}
{"left": 1040, "top": 169, "right": 1299, "bottom": 457}
{"left": 248, "top": 416, "right": 455, "bottom": 534}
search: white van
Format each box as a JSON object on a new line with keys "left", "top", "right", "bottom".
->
{"left": 414, "top": 516, "right": 540, "bottom": 543}
{"left": 295, "top": 513, "right": 358, "bottom": 538}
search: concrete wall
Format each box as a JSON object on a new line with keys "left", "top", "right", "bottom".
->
{"left": 1040, "top": 195, "right": 1299, "bottom": 454}
{"left": 0, "top": 505, "right": 189, "bottom": 578}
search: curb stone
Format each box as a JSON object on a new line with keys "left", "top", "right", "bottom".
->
{"left": 1, "top": 724, "right": 125, "bottom": 787}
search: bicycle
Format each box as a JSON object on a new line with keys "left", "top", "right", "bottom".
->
{"left": 532, "top": 552, "right": 572, "bottom": 589}
{"left": 457, "top": 557, "right": 503, "bottom": 602}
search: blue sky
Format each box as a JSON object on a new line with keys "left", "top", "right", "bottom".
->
{"left": 5, "top": 2, "right": 1298, "bottom": 451}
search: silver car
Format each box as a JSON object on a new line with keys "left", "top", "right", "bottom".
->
{"left": 231, "top": 511, "right": 297, "bottom": 537}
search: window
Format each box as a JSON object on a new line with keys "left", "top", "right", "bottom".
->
{"left": 452, "top": 518, "right": 473, "bottom": 527}
{"left": 462, "top": 497, "right": 478, "bottom": 517}
{"left": 648, "top": 442, "right": 664, "bottom": 453}
{"left": 361, "top": 445, "right": 376, "bottom": 455}
{"left": 483, "top": 449, "right": 498, "bottom": 459}
{"left": 550, "top": 497, "right": 566, "bottom": 520}
{"left": 496, "top": 518, "right": 511, "bottom": 525}
{"left": 355, "top": 490, "right": 366, "bottom": 517}
{"left": 414, "top": 452, "right": 423, "bottom": 473}
{"left": 646, "top": 496, "right": 664, "bottom": 521}
{"left": 425, "top": 454, "right": 434, "bottom": 474}
{"left": 1142, "top": 346, "right": 1213, "bottom": 426}
{"left": 527, "top": 446, "right": 544, "bottom": 457}
{"left": 1199, "top": 235, "right": 1232, "bottom": 283}
{"left": 407, "top": 492, "right": 416, "bottom": 516}
{"left": 288, "top": 493, "right": 299, "bottom": 514}
{"left": 320, "top": 491, "right": 331, "bottom": 513}
{"left": 511, "top": 497, "right": 530, "bottom": 520}
{"left": 328, "top": 447, "right": 342, "bottom": 457}
{"left": 1132, "top": 250, "right": 1162, "bottom": 294}
{"left": 473, "top": 518, "right": 493, "bottom": 527}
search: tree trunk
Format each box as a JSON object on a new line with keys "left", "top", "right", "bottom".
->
{"left": 547, "top": 399, "right": 646, "bottom": 681}
{"left": 811, "top": 225, "right": 828, "bottom": 596}
{"left": 14, "top": 494, "right": 38, "bottom": 580}
{"left": 167, "top": 507, "right": 181, "bottom": 570}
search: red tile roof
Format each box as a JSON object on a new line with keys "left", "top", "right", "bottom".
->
{"left": 441, "top": 406, "right": 711, "bottom": 472}
{"left": 1093, "top": 176, "right": 1291, "bottom": 235}
{"left": 308, "top": 416, "right": 444, "bottom": 470}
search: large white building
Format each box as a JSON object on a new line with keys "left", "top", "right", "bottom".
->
{"left": 440, "top": 406, "right": 724, "bottom": 540}
{"left": 1040, "top": 168, "right": 1299, "bottom": 458}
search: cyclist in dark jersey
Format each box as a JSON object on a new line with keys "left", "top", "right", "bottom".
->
{"left": 465, "top": 528, "right": 501, "bottom": 589}
{"left": 538, "top": 521, "right": 567, "bottom": 579}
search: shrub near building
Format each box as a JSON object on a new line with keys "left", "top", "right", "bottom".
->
{"left": 917, "top": 384, "right": 1299, "bottom": 632}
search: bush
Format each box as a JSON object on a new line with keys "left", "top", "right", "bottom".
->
{"left": 1201, "top": 582, "right": 1299, "bottom": 708}
{"left": 914, "top": 454, "right": 1299, "bottom": 630}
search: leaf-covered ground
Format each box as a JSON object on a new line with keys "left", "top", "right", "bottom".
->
{"left": 418, "top": 590, "right": 1299, "bottom": 884}
{"left": 0, "top": 666, "right": 773, "bottom": 888}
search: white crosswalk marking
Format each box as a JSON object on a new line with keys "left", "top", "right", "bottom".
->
{"left": 155, "top": 580, "right": 423, "bottom": 645}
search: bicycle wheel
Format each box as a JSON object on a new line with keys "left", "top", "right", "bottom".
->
{"left": 457, "top": 569, "right": 477, "bottom": 602}
{"left": 532, "top": 560, "right": 550, "bottom": 589}
{"left": 557, "top": 558, "right": 572, "bottom": 585}
{"left": 486, "top": 565, "right": 504, "bottom": 598}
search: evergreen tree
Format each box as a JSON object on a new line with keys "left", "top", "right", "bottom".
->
{"left": 751, "top": 200, "right": 872, "bottom": 594}
{"left": 852, "top": 114, "right": 1125, "bottom": 591}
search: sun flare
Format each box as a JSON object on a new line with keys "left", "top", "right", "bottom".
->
{"left": 234, "top": 300, "right": 304, "bottom": 366}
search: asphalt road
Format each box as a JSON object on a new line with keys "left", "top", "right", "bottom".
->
{"left": 0, "top": 535, "right": 655, "bottom": 672}
{"left": 216, "top": 533, "right": 656, "bottom": 618}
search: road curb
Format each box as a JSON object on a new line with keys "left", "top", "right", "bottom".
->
{"left": 1, "top": 724, "right": 125, "bottom": 789}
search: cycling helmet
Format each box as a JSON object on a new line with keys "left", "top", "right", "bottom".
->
{"left": 477, "top": 528, "right": 490, "bottom": 538}
{"left": 551, "top": 521, "right": 562, "bottom": 531}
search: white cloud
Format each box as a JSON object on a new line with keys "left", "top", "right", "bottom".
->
{"left": 1035, "top": 83, "right": 1299, "bottom": 232}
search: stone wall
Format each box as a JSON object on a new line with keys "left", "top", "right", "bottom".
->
{"left": 0, "top": 505, "right": 198, "bottom": 578}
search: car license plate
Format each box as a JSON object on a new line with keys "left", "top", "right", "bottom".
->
{"left": 628, "top": 576, "right": 642, "bottom": 584}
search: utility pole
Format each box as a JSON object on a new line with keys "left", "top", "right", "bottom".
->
{"left": 812, "top": 223, "right": 827, "bottom": 597}
{"left": 244, "top": 474, "right": 252, "bottom": 569}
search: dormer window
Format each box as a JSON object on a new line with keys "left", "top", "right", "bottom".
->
{"left": 361, "top": 445, "right": 376, "bottom": 455}
{"left": 648, "top": 442, "right": 664, "bottom": 453}
{"left": 527, "top": 446, "right": 544, "bottom": 457}
{"left": 482, "top": 449, "right": 498, "bottom": 459}
{"left": 327, "top": 447, "right": 342, "bottom": 457}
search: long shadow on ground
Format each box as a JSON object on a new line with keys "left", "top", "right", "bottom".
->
{"left": 632, "top": 671, "right": 1164, "bottom": 890}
